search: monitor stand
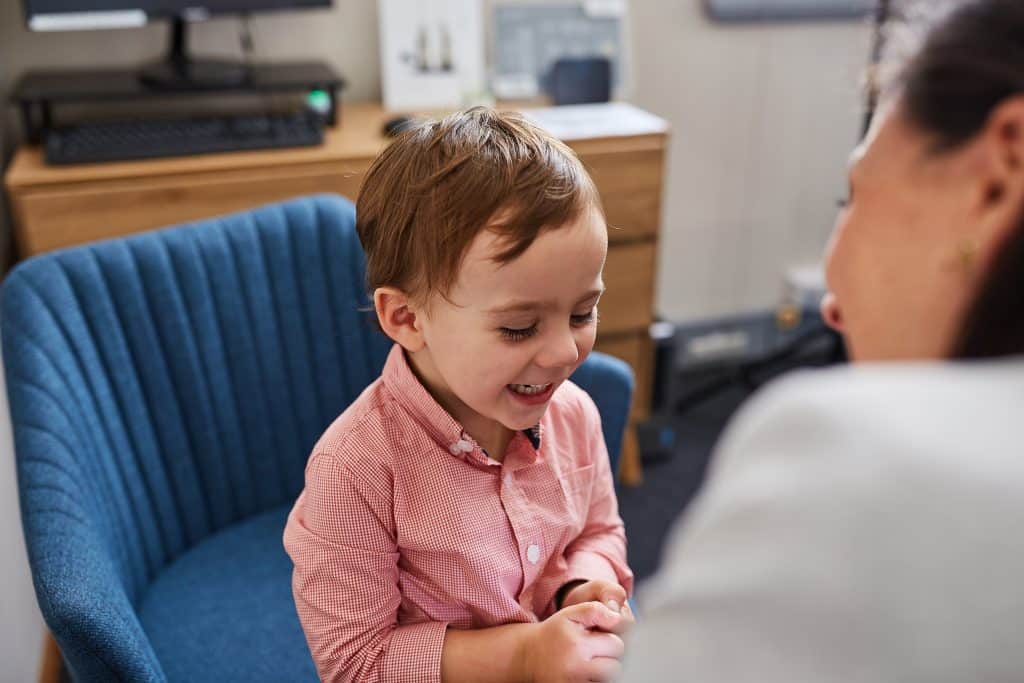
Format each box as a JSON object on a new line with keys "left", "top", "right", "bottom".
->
{"left": 139, "top": 16, "right": 250, "bottom": 90}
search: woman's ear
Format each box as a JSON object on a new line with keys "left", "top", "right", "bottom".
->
{"left": 976, "top": 96, "right": 1024, "bottom": 255}
{"left": 373, "top": 287, "right": 427, "bottom": 352}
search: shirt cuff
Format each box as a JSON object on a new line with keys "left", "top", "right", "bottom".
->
{"left": 383, "top": 620, "right": 449, "bottom": 683}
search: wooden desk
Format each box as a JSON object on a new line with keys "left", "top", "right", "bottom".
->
{"left": 3, "top": 102, "right": 666, "bottom": 486}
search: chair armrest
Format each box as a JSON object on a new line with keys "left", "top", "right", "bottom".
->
{"left": 570, "top": 351, "right": 635, "bottom": 473}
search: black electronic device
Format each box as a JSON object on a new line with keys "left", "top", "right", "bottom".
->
{"left": 382, "top": 115, "right": 417, "bottom": 138}
{"left": 11, "top": 61, "right": 344, "bottom": 149}
{"left": 546, "top": 57, "right": 611, "bottom": 106}
{"left": 22, "top": 0, "right": 332, "bottom": 89}
{"left": 44, "top": 110, "right": 325, "bottom": 164}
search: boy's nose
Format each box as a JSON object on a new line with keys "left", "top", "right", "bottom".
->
{"left": 536, "top": 330, "right": 580, "bottom": 369}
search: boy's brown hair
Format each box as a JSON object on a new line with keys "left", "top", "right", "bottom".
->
{"left": 356, "top": 106, "right": 603, "bottom": 304}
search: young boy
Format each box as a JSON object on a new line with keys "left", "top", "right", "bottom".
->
{"left": 284, "top": 107, "right": 634, "bottom": 683}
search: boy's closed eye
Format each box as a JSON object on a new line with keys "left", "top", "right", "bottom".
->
{"left": 499, "top": 309, "right": 600, "bottom": 342}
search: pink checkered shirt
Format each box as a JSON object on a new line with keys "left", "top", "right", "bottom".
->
{"left": 283, "top": 344, "right": 633, "bottom": 682}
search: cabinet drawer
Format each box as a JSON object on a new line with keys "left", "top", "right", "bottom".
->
{"left": 600, "top": 241, "right": 657, "bottom": 334}
{"left": 13, "top": 163, "right": 369, "bottom": 255}
{"left": 585, "top": 147, "right": 665, "bottom": 244}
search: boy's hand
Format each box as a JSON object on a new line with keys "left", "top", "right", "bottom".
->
{"left": 560, "top": 579, "right": 635, "bottom": 635}
{"left": 521, "top": 602, "right": 625, "bottom": 683}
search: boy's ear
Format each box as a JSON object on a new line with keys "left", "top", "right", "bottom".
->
{"left": 373, "top": 287, "right": 426, "bottom": 352}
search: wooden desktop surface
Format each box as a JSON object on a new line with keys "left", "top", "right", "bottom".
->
{"left": 4, "top": 101, "right": 667, "bottom": 487}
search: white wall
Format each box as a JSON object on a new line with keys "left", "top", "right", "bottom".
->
{"left": 0, "top": 364, "right": 44, "bottom": 683}
{"left": 630, "top": 0, "right": 872, "bottom": 321}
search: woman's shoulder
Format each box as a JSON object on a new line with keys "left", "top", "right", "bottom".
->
{"left": 741, "top": 357, "right": 1024, "bottom": 420}
{"left": 712, "top": 357, "right": 1024, "bottom": 488}
{"left": 627, "top": 359, "right": 1024, "bottom": 683}
{"left": 741, "top": 358, "right": 1024, "bottom": 421}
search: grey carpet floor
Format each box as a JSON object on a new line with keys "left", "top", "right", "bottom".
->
{"left": 617, "top": 386, "right": 752, "bottom": 585}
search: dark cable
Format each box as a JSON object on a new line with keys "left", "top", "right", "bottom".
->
{"left": 239, "top": 13, "right": 254, "bottom": 66}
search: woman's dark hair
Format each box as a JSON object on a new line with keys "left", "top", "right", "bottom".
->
{"left": 885, "top": 0, "right": 1024, "bottom": 358}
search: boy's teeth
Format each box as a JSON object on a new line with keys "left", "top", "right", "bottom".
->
{"left": 509, "top": 383, "right": 551, "bottom": 396}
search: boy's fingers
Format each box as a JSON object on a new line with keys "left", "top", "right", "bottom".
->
{"left": 561, "top": 579, "right": 589, "bottom": 606}
{"left": 585, "top": 656, "right": 623, "bottom": 683}
{"left": 598, "top": 584, "right": 627, "bottom": 612}
{"left": 566, "top": 601, "right": 621, "bottom": 632}
{"left": 582, "top": 632, "right": 625, "bottom": 660}
{"left": 601, "top": 613, "right": 634, "bottom": 635}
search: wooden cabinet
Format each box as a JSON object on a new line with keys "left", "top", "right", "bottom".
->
{"left": 4, "top": 102, "right": 667, "bottom": 485}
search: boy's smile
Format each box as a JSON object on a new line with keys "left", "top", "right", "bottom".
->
{"left": 405, "top": 204, "right": 608, "bottom": 459}
{"left": 507, "top": 382, "right": 555, "bottom": 404}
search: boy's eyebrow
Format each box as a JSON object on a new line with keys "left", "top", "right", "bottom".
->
{"left": 485, "top": 288, "right": 605, "bottom": 315}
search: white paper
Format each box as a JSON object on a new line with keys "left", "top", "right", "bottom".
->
{"left": 582, "top": 0, "right": 627, "bottom": 19}
{"left": 492, "top": 73, "right": 539, "bottom": 100}
{"left": 520, "top": 102, "right": 669, "bottom": 141}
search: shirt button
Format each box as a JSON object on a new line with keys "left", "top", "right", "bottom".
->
{"left": 449, "top": 439, "right": 473, "bottom": 455}
{"left": 526, "top": 543, "right": 541, "bottom": 564}
{"left": 503, "top": 472, "right": 513, "bottom": 487}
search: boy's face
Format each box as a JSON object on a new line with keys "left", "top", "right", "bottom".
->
{"left": 411, "top": 205, "right": 608, "bottom": 445}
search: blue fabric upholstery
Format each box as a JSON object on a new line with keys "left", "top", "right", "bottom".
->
{"left": 2, "top": 194, "right": 634, "bottom": 682}
{"left": 569, "top": 352, "right": 633, "bottom": 474}
{"left": 137, "top": 505, "right": 316, "bottom": 682}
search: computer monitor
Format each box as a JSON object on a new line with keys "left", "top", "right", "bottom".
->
{"left": 22, "top": 0, "right": 333, "bottom": 88}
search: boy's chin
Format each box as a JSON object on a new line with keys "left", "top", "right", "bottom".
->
{"left": 496, "top": 404, "right": 550, "bottom": 431}
{"left": 499, "top": 416, "right": 540, "bottom": 431}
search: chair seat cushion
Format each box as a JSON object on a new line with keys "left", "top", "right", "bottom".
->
{"left": 138, "top": 506, "right": 317, "bottom": 682}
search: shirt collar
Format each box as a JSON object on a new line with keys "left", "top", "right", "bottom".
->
{"left": 381, "top": 344, "right": 542, "bottom": 464}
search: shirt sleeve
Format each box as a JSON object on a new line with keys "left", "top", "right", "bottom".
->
{"left": 559, "top": 394, "right": 635, "bottom": 600}
{"left": 283, "top": 451, "right": 448, "bottom": 683}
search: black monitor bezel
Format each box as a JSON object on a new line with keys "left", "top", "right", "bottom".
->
{"left": 22, "top": 0, "right": 331, "bottom": 27}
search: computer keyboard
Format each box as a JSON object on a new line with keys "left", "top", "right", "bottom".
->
{"left": 44, "top": 112, "right": 326, "bottom": 165}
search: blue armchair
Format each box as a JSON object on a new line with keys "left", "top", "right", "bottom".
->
{"left": 2, "top": 194, "right": 634, "bottom": 682}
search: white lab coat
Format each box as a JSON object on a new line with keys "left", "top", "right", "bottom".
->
{"left": 621, "top": 359, "right": 1024, "bottom": 683}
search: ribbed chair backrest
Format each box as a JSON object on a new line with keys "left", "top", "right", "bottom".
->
{"left": 2, "top": 195, "right": 391, "bottom": 679}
